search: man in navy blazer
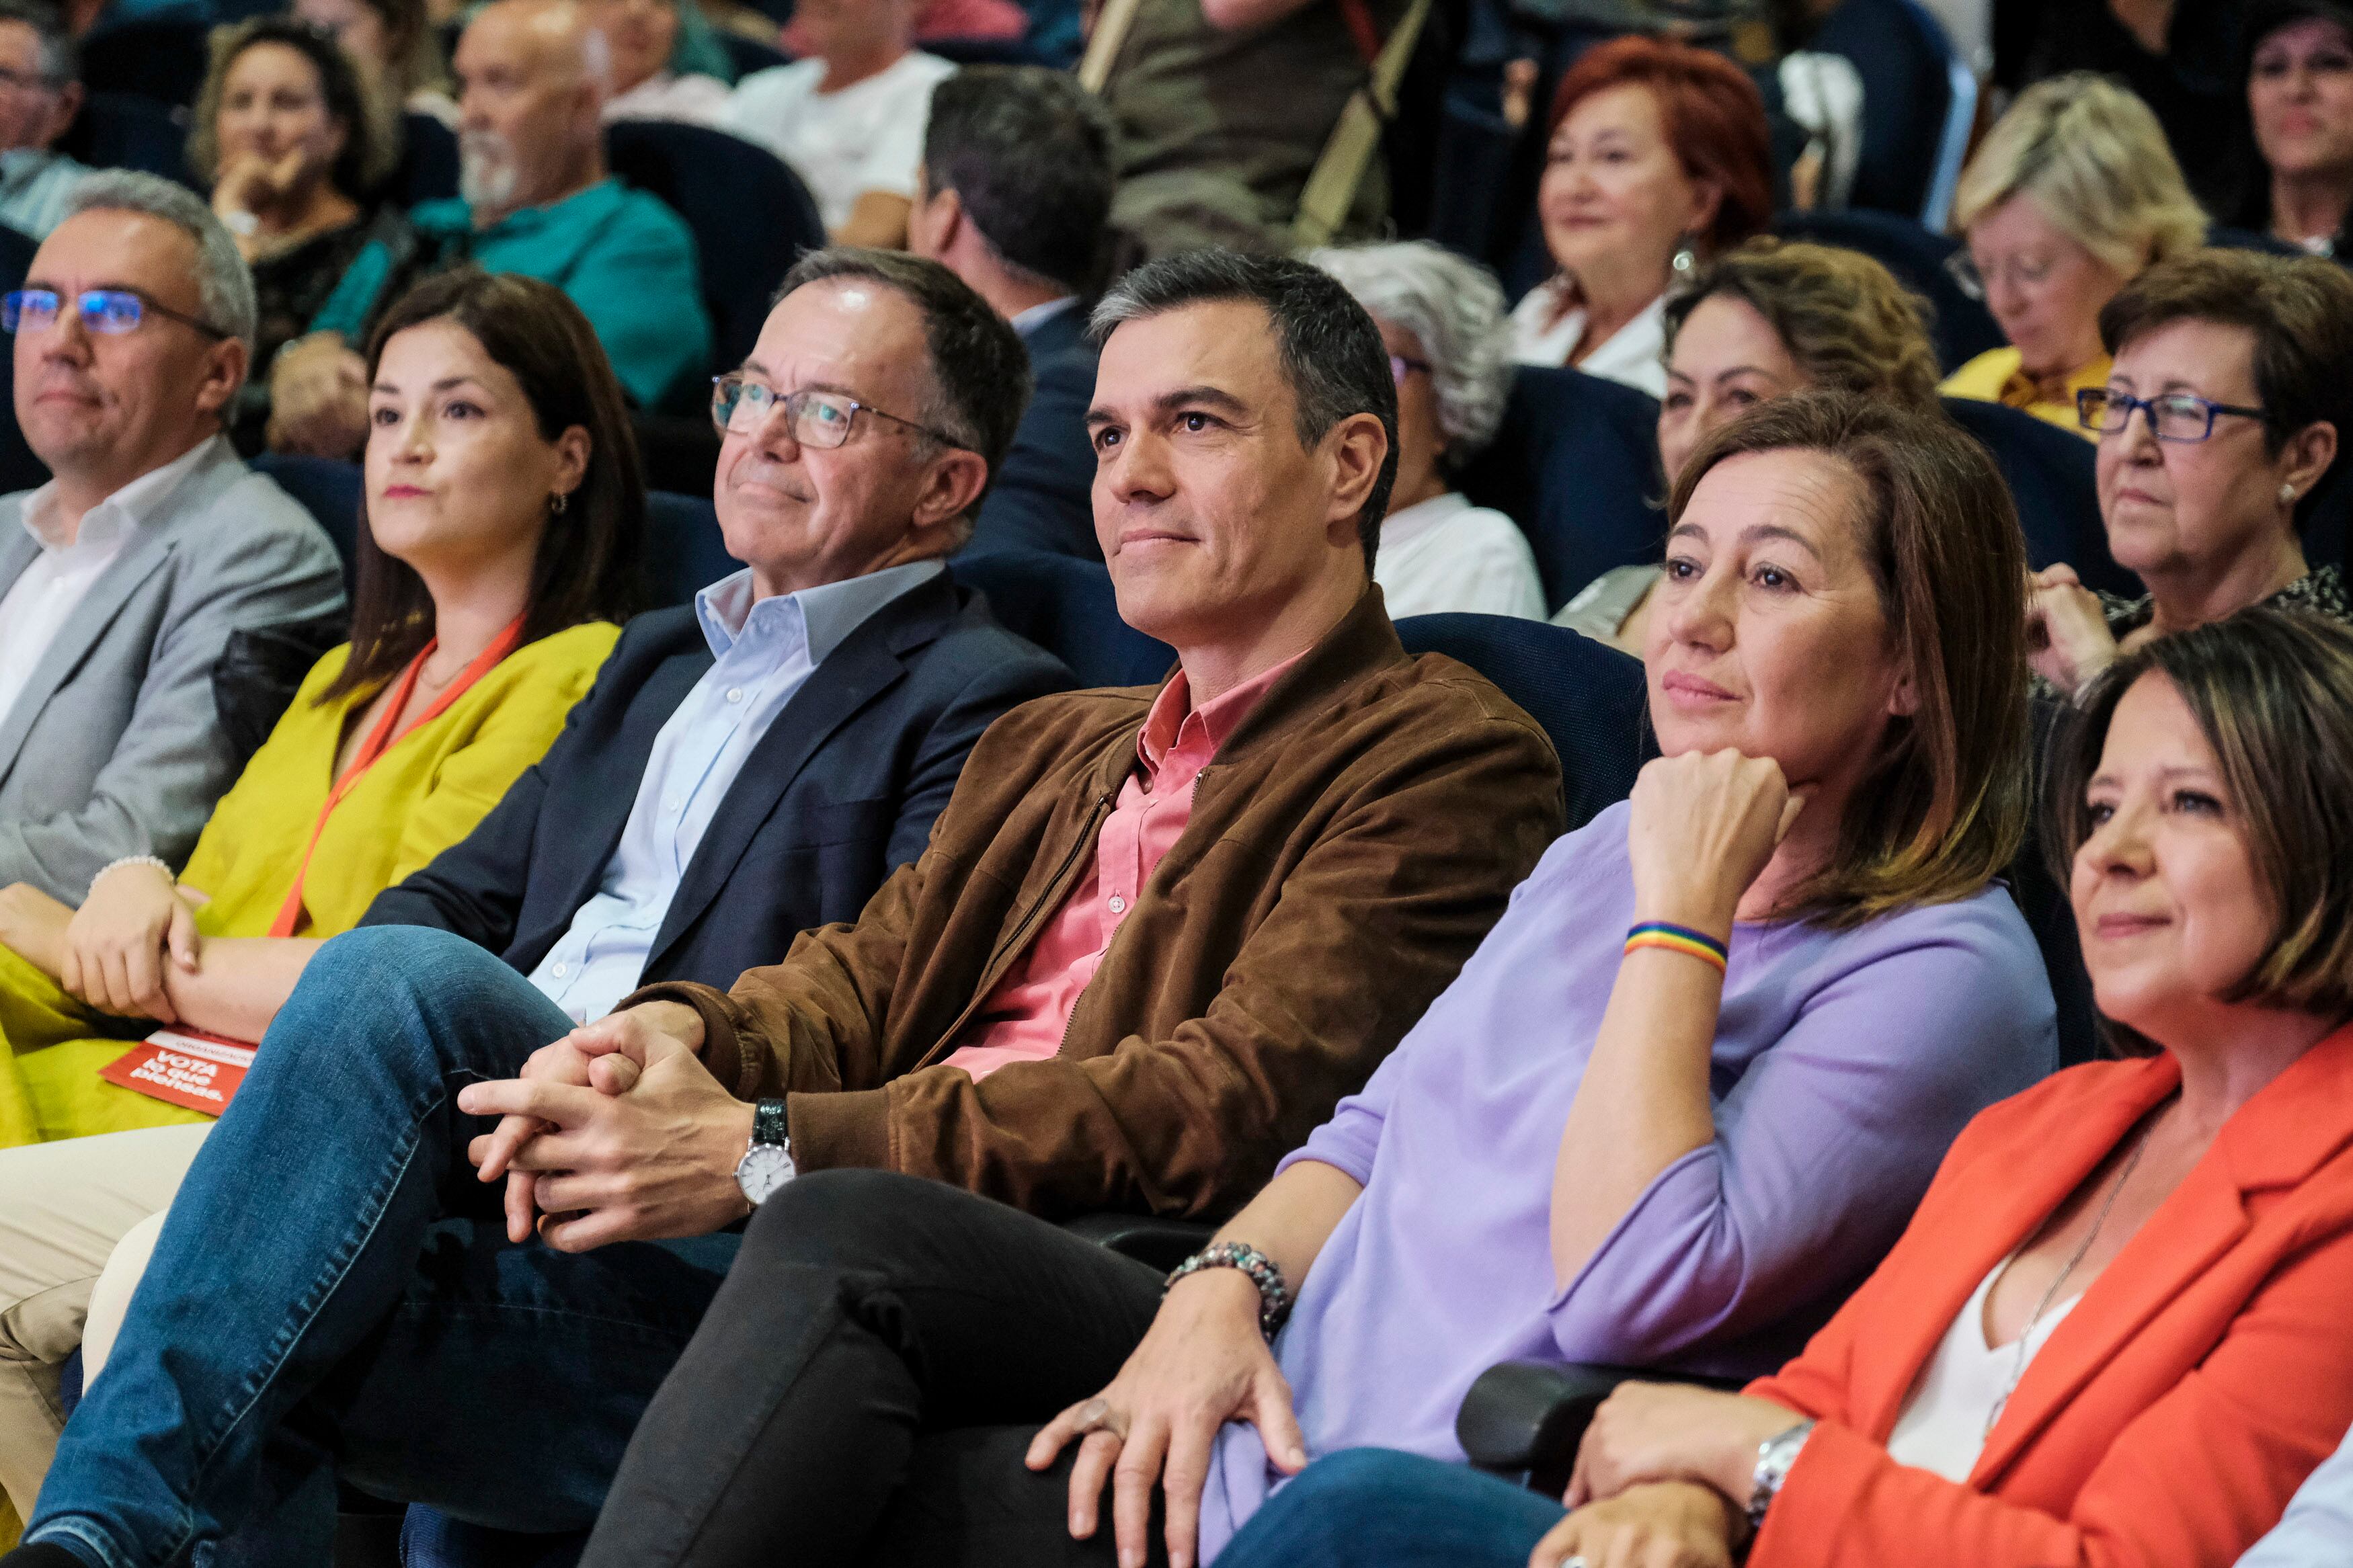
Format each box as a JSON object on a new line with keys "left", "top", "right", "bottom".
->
{"left": 910, "top": 66, "right": 1109, "bottom": 561}
{"left": 362, "top": 249, "right": 1072, "bottom": 1007}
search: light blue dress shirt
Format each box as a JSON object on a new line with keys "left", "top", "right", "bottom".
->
{"left": 2239, "top": 1423, "right": 2353, "bottom": 1567}
{"left": 526, "top": 559, "right": 943, "bottom": 1023}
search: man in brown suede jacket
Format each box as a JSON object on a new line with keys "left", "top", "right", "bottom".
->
{"left": 462, "top": 247, "right": 1567, "bottom": 1232}
{"left": 0, "top": 251, "right": 1567, "bottom": 1568}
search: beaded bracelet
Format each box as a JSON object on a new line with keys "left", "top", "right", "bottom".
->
{"left": 89, "top": 854, "right": 173, "bottom": 901}
{"left": 1166, "top": 1241, "right": 1293, "bottom": 1340}
{"left": 1624, "top": 920, "right": 1729, "bottom": 975}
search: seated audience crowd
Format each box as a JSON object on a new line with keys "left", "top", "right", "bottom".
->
{"left": 7, "top": 13, "right": 2353, "bottom": 1568}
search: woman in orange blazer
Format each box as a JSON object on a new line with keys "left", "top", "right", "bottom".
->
{"left": 1205, "top": 607, "right": 2353, "bottom": 1568}
{"left": 1531, "top": 606, "right": 2353, "bottom": 1568}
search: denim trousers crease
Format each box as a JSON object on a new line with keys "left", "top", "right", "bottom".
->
{"left": 577, "top": 1169, "right": 1171, "bottom": 1568}
{"left": 25, "top": 927, "right": 733, "bottom": 1568}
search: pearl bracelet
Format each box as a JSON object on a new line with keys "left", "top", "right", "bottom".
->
{"left": 89, "top": 854, "right": 173, "bottom": 900}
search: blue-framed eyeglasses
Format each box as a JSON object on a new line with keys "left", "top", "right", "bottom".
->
{"left": 2077, "top": 386, "right": 2268, "bottom": 444}
{"left": 710, "top": 373, "right": 970, "bottom": 450}
{"left": 3, "top": 288, "right": 231, "bottom": 341}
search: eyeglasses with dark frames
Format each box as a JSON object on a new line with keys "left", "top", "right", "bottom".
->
{"left": 2076, "top": 386, "right": 2268, "bottom": 444}
{"left": 710, "top": 373, "right": 972, "bottom": 450}
{"left": 3, "top": 288, "right": 231, "bottom": 340}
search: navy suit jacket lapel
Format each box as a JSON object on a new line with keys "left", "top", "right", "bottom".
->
{"left": 641, "top": 575, "right": 952, "bottom": 969}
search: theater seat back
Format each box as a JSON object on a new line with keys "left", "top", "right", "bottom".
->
{"left": 947, "top": 550, "right": 1174, "bottom": 688}
{"left": 1393, "top": 613, "right": 1650, "bottom": 831}
{"left": 1939, "top": 397, "right": 2131, "bottom": 597}
{"left": 1458, "top": 365, "right": 1662, "bottom": 614}
{"left": 250, "top": 454, "right": 364, "bottom": 594}
{"left": 604, "top": 121, "right": 827, "bottom": 371}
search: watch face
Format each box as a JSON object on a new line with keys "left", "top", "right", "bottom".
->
{"left": 736, "top": 1143, "right": 793, "bottom": 1206}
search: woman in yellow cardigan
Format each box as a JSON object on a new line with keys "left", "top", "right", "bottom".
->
{"left": 0, "top": 266, "right": 644, "bottom": 1149}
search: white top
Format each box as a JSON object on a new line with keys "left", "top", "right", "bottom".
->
{"left": 0, "top": 438, "right": 218, "bottom": 729}
{"left": 526, "top": 560, "right": 943, "bottom": 1024}
{"left": 1884, "top": 1257, "right": 2083, "bottom": 1483}
{"left": 721, "top": 52, "right": 957, "bottom": 231}
{"left": 1508, "top": 280, "right": 1668, "bottom": 398}
{"left": 604, "top": 69, "right": 735, "bottom": 128}
{"left": 1371, "top": 492, "right": 1547, "bottom": 620}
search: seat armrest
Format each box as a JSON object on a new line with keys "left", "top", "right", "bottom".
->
{"left": 1455, "top": 1361, "right": 1747, "bottom": 1499}
{"left": 1062, "top": 1213, "right": 1217, "bottom": 1274}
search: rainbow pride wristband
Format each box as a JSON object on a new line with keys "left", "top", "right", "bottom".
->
{"left": 1624, "top": 920, "right": 1729, "bottom": 975}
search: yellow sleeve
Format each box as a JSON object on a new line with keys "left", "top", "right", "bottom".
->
{"left": 1940, "top": 347, "right": 2018, "bottom": 403}
{"left": 177, "top": 646, "right": 352, "bottom": 899}
{"left": 380, "top": 621, "right": 621, "bottom": 888}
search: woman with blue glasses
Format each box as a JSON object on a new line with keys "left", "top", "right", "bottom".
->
{"left": 2027, "top": 249, "right": 2353, "bottom": 701}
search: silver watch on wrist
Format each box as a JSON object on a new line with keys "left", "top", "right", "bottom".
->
{"left": 1746, "top": 1418, "right": 1816, "bottom": 1532}
{"left": 734, "top": 1098, "right": 794, "bottom": 1206}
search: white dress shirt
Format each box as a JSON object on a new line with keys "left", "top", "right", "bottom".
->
{"left": 1508, "top": 282, "right": 1669, "bottom": 397}
{"left": 1372, "top": 492, "right": 1546, "bottom": 620}
{"left": 526, "top": 559, "right": 943, "bottom": 1023}
{"left": 1009, "top": 296, "right": 1080, "bottom": 337}
{"left": 0, "top": 438, "right": 221, "bottom": 729}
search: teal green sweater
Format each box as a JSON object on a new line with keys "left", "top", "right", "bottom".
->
{"left": 313, "top": 177, "right": 713, "bottom": 412}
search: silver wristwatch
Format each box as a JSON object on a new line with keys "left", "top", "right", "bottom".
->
{"left": 734, "top": 1098, "right": 795, "bottom": 1206}
{"left": 1747, "top": 1419, "right": 1816, "bottom": 1532}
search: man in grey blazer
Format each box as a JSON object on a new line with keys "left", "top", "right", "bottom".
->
{"left": 0, "top": 171, "right": 343, "bottom": 904}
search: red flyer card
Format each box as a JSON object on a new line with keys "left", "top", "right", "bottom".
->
{"left": 98, "top": 1027, "right": 257, "bottom": 1116}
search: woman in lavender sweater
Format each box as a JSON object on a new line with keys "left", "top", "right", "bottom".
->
{"left": 570, "top": 391, "right": 2059, "bottom": 1568}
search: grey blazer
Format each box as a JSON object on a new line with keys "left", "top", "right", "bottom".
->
{"left": 0, "top": 438, "right": 346, "bottom": 902}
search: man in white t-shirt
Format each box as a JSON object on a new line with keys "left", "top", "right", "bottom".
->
{"left": 721, "top": 0, "right": 953, "bottom": 245}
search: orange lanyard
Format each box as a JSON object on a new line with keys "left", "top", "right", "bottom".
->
{"left": 266, "top": 615, "right": 526, "bottom": 938}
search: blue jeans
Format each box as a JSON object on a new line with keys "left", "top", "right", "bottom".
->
{"left": 26, "top": 927, "right": 737, "bottom": 1568}
{"left": 1212, "top": 1449, "right": 1564, "bottom": 1568}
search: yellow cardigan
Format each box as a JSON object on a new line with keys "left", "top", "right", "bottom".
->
{"left": 0, "top": 620, "right": 618, "bottom": 1146}
{"left": 1940, "top": 347, "right": 2110, "bottom": 440}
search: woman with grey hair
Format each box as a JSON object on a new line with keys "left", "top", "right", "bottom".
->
{"left": 1308, "top": 242, "right": 1546, "bottom": 620}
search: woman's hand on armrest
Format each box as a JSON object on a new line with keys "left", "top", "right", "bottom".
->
{"left": 1568, "top": 1383, "right": 1802, "bottom": 1508}
{"left": 1027, "top": 1158, "right": 1364, "bottom": 1568}
{"left": 0, "top": 881, "right": 75, "bottom": 977}
{"left": 1531, "top": 1480, "right": 1743, "bottom": 1568}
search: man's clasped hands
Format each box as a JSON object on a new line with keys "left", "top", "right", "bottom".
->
{"left": 458, "top": 999, "right": 762, "bottom": 1252}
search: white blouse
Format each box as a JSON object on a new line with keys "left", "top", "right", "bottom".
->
{"left": 1507, "top": 281, "right": 1668, "bottom": 398}
{"left": 1371, "top": 492, "right": 1547, "bottom": 620}
{"left": 1884, "top": 1257, "right": 2083, "bottom": 1483}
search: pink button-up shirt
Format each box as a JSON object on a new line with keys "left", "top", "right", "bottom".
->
{"left": 942, "top": 652, "right": 1305, "bottom": 1080}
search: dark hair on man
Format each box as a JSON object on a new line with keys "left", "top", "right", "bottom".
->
{"left": 0, "top": 0, "right": 75, "bottom": 85}
{"left": 2100, "top": 249, "right": 2353, "bottom": 460}
{"left": 322, "top": 267, "right": 649, "bottom": 706}
{"left": 2048, "top": 608, "right": 2353, "bottom": 1053}
{"left": 920, "top": 65, "right": 1114, "bottom": 298}
{"left": 776, "top": 247, "right": 1033, "bottom": 527}
{"left": 1090, "top": 249, "right": 1399, "bottom": 573}
{"left": 1669, "top": 390, "right": 2031, "bottom": 930}
{"left": 188, "top": 17, "right": 396, "bottom": 203}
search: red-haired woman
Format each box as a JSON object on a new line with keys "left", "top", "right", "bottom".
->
{"left": 1509, "top": 34, "right": 1774, "bottom": 396}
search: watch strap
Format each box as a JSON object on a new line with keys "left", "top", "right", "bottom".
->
{"left": 1746, "top": 1418, "right": 1816, "bottom": 1532}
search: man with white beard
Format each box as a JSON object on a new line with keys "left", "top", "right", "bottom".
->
{"left": 264, "top": 0, "right": 712, "bottom": 457}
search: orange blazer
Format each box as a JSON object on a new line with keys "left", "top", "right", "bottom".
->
{"left": 1745, "top": 1020, "right": 2353, "bottom": 1568}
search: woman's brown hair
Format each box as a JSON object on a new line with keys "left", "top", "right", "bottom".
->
{"left": 1544, "top": 34, "right": 1774, "bottom": 260}
{"left": 2046, "top": 608, "right": 2353, "bottom": 1050}
{"left": 1667, "top": 390, "right": 2032, "bottom": 929}
{"left": 1662, "top": 238, "right": 1942, "bottom": 413}
{"left": 187, "top": 17, "right": 397, "bottom": 199}
{"left": 320, "top": 267, "right": 649, "bottom": 706}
